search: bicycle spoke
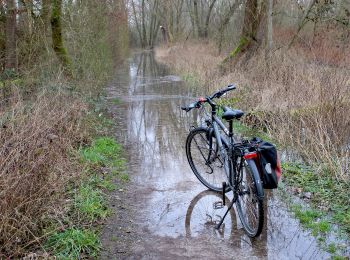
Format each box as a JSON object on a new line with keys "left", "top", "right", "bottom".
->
{"left": 186, "top": 128, "right": 229, "bottom": 192}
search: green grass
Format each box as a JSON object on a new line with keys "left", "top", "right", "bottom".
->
{"left": 331, "top": 256, "right": 348, "bottom": 260}
{"left": 46, "top": 228, "right": 100, "bottom": 259}
{"left": 119, "top": 173, "right": 129, "bottom": 183}
{"left": 288, "top": 203, "right": 349, "bottom": 257}
{"left": 88, "top": 174, "right": 116, "bottom": 191}
{"left": 290, "top": 204, "right": 331, "bottom": 235}
{"left": 74, "top": 183, "right": 110, "bottom": 221}
{"left": 282, "top": 162, "right": 350, "bottom": 235}
{"left": 81, "top": 137, "right": 122, "bottom": 166}
{"left": 282, "top": 162, "right": 349, "bottom": 258}
{"left": 231, "top": 120, "right": 273, "bottom": 143}
{"left": 81, "top": 137, "right": 127, "bottom": 171}
{"left": 327, "top": 243, "right": 337, "bottom": 254}
{"left": 110, "top": 97, "right": 122, "bottom": 105}
{"left": 74, "top": 137, "right": 128, "bottom": 222}
{"left": 46, "top": 135, "right": 127, "bottom": 258}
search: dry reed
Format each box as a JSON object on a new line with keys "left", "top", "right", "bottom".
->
{"left": 156, "top": 42, "right": 350, "bottom": 180}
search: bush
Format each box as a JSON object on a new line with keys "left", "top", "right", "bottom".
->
{"left": 0, "top": 91, "right": 88, "bottom": 256}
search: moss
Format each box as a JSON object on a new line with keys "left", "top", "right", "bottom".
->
{"left": 222, "top": 36, "right": 249, "bottom": 64}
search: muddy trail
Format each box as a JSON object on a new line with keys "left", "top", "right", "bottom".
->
{"left": 100, "top": 51, "right": 333, "bottom": 259}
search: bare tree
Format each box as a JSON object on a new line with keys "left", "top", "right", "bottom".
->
{"left": 267, "top": 0, "right": 274, "bottom": 51}
{"left": 51, "top": 0, "right": 71, "bottom": 74}
{"left": 131, "top": 0, "right": 143, "bottom": 47}
{"left": 193, "top": 0, "right": 217, "bottom": 38}
{"left": 5, "top": 0, "right": 16, "bottom": 70}
{"left": 203, "top": 0, "right": 217, "bottom": 37}
{"left": 141, "top": 0, "right": 147, "bottom": 47}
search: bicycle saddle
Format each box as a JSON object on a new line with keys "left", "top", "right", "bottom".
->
{"left": 222, "top": 106, "right": 244, "bottom": 121}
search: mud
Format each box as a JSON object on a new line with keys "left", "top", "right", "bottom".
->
{"left": 100, "top": 51, "right": 334, "bottom": 259}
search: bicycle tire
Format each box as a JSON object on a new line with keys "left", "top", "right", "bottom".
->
{"left": 235, "top": 157, "right": 264, "bottom": 237}
{"left": 186, "top": 127, "right": 231, "bottom": 192}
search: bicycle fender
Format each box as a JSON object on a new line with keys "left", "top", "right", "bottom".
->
{"left": 246, "top": 159, "right": 264, "bottom": 199}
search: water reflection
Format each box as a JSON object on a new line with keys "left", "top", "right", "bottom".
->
{"left": 105, "top": 51, "right": 334, "bottom": 259}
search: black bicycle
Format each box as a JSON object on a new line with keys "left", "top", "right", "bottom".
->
{"left": 181, "top": 84, "right": 264, "bottom": 237}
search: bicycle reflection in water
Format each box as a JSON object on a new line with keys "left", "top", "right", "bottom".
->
{"left": 185, "top": 190, "right": 268, "bottom": 256}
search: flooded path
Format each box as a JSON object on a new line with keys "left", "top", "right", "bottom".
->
{"left": 101, "top": 52, "right": 332, "bottom": 259}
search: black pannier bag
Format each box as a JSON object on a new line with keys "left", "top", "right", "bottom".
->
{"left": 252, "top": 139, "right": 281, "bottom": 189}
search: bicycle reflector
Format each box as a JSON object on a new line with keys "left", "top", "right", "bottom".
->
{"left": 243, "top": 152, "right": 258, "bottom": 160}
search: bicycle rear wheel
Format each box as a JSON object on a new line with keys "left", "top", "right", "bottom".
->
{"left": 186, "top": 127, "right": 230, "bottom": 192}
{"left": 235, "top": 157, "right": 264, "bottom": 237}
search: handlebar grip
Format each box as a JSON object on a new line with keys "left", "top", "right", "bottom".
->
{"left": 227, "top": 84, "right": 236, "bottom": 90}
{"left": 222, "top": 106, "right": 230, "bottom": 112}
{"left": 181, "top": 101, "right": 201, "bottom": 112}
{"left": 213, "top": 84, "right": 237, "bottom": 99}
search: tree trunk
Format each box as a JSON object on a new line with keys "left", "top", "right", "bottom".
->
{"left": 289, "top": 0, "right": 316, "bottom": 47}
{"left": 5, "top": 0, "right": 16, "bottom": 70}
{"left": 141, "top": 0, "right": 147, "bottom": 48}
{"left": 218, "top": 0, "right": 242, "bottom": 53}
{"left": 51, "top": 0, "right": 71, "bottom": 74}
{"left": 266, "top": 0, "right": 273, "bottom": 51}
{"left": 203, "top": 0, "right": 217, "bottom": 38}
{"left": 148, "top": 0, "right": 159, "bottom": 48}
{"left": 193, "top": 0, "right": 202, "bottom": 38}
{"left": 222, "top": 0, "right": 267, "bottom": 64}
{"left": 131, "top": 0, "right": 143, "bottom": 47}
{"left": 175, "top": 0, "right": 184, "bottom": 36}
{"left": 241, "top": 0, "right": 258, "bottom": 42}
{"left": 187, "top": 0, "right": 196, "bottom": 37}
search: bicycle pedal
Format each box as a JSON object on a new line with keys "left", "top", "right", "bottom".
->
{"left": 213, "top": 201, "right": 224, "bottom": 209}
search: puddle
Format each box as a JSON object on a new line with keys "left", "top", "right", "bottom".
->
{"left": 103, "top": 51, "right": 339, "bottom": 259}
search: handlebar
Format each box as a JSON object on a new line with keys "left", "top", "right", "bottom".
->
{"left": 181, "top": 84, "right": 236, "bottom": 112}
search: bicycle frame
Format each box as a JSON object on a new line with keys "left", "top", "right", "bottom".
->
{"left": 209, "top": 104, "right": 239, "bottom": 190}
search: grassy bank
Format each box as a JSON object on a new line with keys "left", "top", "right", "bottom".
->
{"left": 0, "top": 90, "right": 128, "bottom": 257}
{"left": 155, "top": 42, "right": 349, "bottom": 256}
{"left": 46, "top": 133, "right": 127, "bottom": 258}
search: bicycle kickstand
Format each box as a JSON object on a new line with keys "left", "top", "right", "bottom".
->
{"left": 215, "top": 198, "right": 235, "bottom": 230}
{"left": 216, "top": 181, "right": 235, "bottom": 230}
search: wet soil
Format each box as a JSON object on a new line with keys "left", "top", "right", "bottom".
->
{"left": 100, "top": 51, "right": 333, "bottom": 259}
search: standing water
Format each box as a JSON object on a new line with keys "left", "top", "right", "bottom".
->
{"left": 101, "top": 52, "right": 333, "bottom": 259}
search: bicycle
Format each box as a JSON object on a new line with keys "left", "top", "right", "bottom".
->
{"left": 181, "top": 84, "right": 264, "bottom": 237}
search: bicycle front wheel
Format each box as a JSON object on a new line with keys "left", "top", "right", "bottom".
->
{"left": 235, "top": 157, "right": 264, "bottom": 237}
{"left": 186, "top": 127, "right": 230, "bottom": 192}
